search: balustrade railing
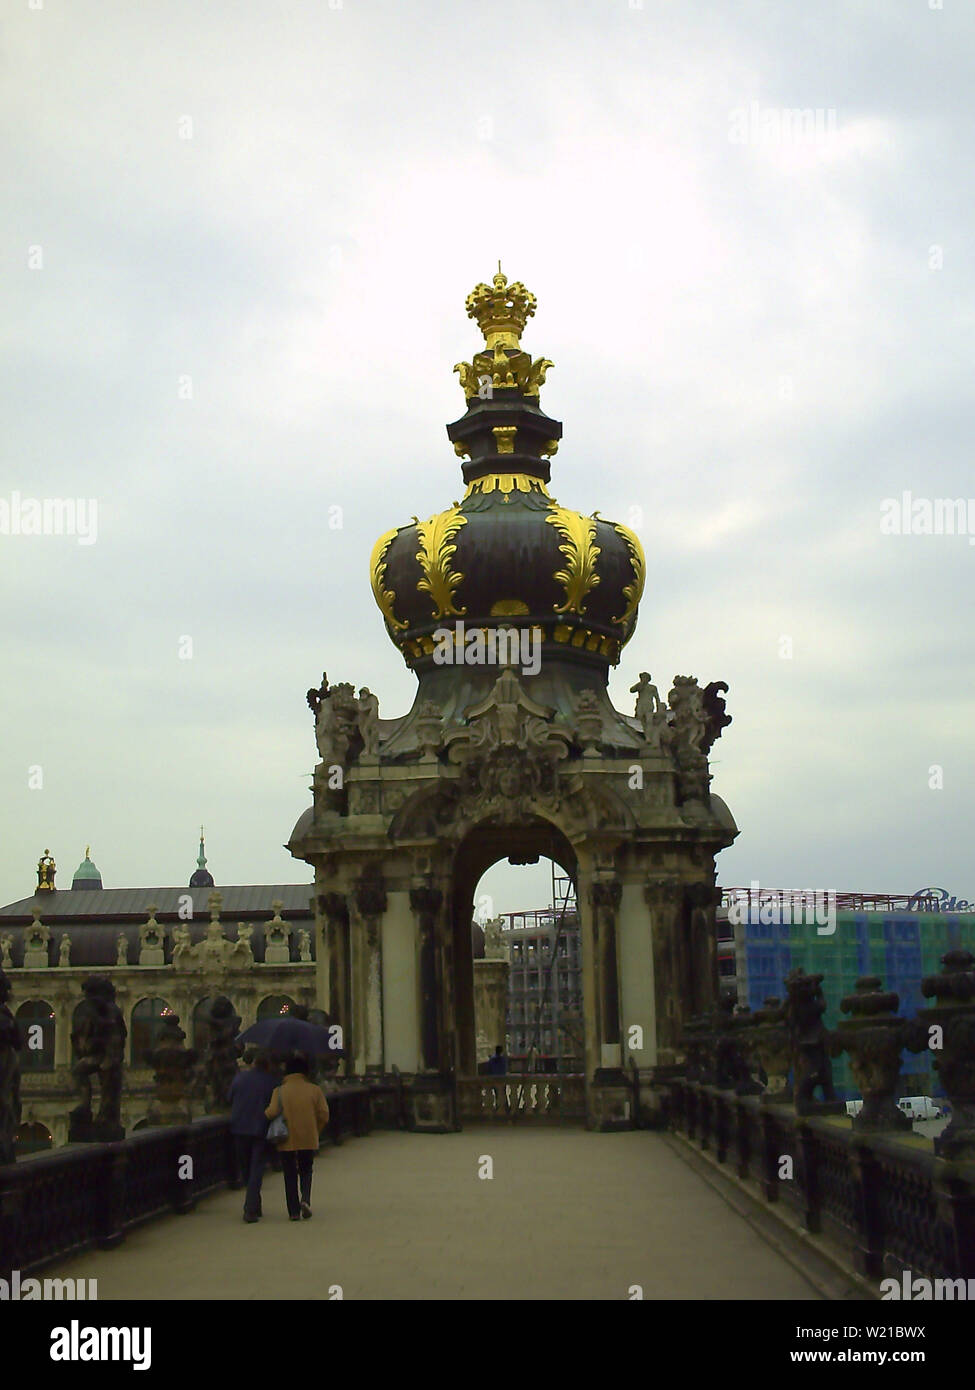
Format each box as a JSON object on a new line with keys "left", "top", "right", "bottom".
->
{"left": 0, "top": 1083, "right": 395, "bottom": 1279}
{"left": 457, "top": 1073, "right": 586, "bottom": 1122}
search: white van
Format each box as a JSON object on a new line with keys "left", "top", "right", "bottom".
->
{"left": 896, "top": 1096, "right": 943, "bottom": 1121}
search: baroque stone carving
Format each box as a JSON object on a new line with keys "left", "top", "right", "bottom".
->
{"left": 139, "top": 905, "right": 165, "bottom": 966}
{"left": 146, "top": 1013, "right": 198, "bottom": 1126}
{"left": 116, "top": 934, "right": 128, "bottom": 967}
{"left": 203, "top": 996, "right": 241, "bottom": 1113}
{"left": 58, "top": 934, "right": 71, "bottom": 967}
{"left": 0, "top": 968, "right": 22, "bottom": 1164}
{"left": 69, "top": 976, "right": 127, "bottom": 1141}
{"left": 784, "top": 969, "right": 837, "bottom": 1109}
{"left": 832, "top": 977, "right": 910, "bottom": 1132}
{"left": 444, "top": 669, "right": 573, "bottom": 822}
{"left": 172, "top": 892, "right": 254, "bottom": 972}
{"left": 911, "top": 949, "right": 975, "bottom": 1158}
{"left": 24, "top": 906, "right": 50, "bottom": 969}
{"left": 264, "top": 901, "right": 291, "bottom": 963}
{"left": 483, "top": 916, "right": 506, "bottom": 960}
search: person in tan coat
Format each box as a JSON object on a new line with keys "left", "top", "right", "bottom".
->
{"left": 265, "top": 1052, "right": 330, "bottom": 1220}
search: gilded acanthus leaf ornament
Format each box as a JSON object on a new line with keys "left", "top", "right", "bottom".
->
{"left": 546, "top": 506, "right": 601, "bottom": 615}
{"left": 415, "top": 506, "right": 468, "bottom": 619}
{"left": 611, "top": 521, "right": 646, "bottom": 631}
{"left": 370, "top": 527, "right": 408, "bottom": 632}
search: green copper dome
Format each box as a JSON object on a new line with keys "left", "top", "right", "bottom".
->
{"left": 71, "top": 848, "right": 102, "bottom": 891}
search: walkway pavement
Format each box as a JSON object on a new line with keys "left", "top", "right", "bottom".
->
{"left": 49, "top": 1129, "right": 821, "bottom": 1299}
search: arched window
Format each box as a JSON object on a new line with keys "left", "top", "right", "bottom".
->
{"left": 257, "top": 995, "right": 296, "bottom": 1021}
{"left": 192, "top": 997, "right": 214, "bottom": 1053}
{"left": 15, "top": 1122, "right": 53, "bottom": 1155}
{"left": 16, "top": 1000, "right": 55, "bottom": 1071}
{"left": 130, "top": 997, "right": 175, "bottom": 1066}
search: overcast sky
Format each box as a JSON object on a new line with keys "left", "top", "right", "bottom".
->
{"left": 2, "top": 0, "right": 973, "bottom": 915}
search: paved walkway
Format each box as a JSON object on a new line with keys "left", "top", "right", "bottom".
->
{"left": 49, "top": 1130, "right": 821, "bottom": 1300}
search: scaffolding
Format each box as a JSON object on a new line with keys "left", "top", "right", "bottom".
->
{"left": 501, "top": 866, "right": 581, "bottom": 1074}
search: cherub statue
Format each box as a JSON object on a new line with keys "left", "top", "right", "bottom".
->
{"left": 357, "top": 687, "right": 380, "bottom": 755}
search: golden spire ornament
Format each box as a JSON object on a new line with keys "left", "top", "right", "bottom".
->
{"left": 454, "top": 268, "right": 553, "bottom": 402}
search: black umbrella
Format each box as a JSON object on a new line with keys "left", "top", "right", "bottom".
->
{"left": 237, "top": 1016, "right": 345, "bottom": 1057}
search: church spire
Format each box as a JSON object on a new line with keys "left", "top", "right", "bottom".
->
{"left": 189, "top": 826, "right": 215, "bottom": 889}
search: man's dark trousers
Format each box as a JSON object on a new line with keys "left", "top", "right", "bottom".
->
{"left": 280, "top": 1150, "right": 315, "bottom": 1217}
{"left": 234, "top": 1135, "right": 269, "bottom": 1218}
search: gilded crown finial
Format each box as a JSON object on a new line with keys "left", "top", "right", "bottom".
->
{"left": 465, "top": 270, "right": 537, "bottom": 350}
{"left": 454, "top": 269, "right": 553, "bottom": 403}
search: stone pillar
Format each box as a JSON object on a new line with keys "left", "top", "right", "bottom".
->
{"left": 382, "top": 890, "right": 420, "bottom": 1072}
{"left": 587, "top": 878, "right": 633, "bottom": 1130}
{"left": 410, "top": 886, "right": 444, "bottom": 1072}
{"left": 318, "top": 892, "right": 350, "bottom": 1061}
{"left": 644, "top": 875, "right": 681, "bottom": 1067}
{"left": 351, "top": 876, "right": 386, "bottom": 1075}
{"left": 590, "top": 880, "right": 622, "bottom": 1074}
{"left": 617, "top": 877, "right": 657, "bottom": 1072}
{"left": 685, "top": 882, "right": 722, "bottom": 1021}
{"left": 473, "top": 958, "right": 509, "bottom": 1065}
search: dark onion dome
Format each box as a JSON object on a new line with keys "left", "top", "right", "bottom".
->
{"left": 189, "top": 828, "right": 215, "bottom": 888}
{"left": 71, "top": 847, "right": 102, "bottom": 891}
{"left": 370, "top": 270, "right": 645, "bottom": 673}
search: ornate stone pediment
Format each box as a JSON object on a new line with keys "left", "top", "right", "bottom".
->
{"left": 438, "top": 670, "right": 575, "bottom": 824}
{"left": 172, "top": 892, "right": 254, "bottom": 973}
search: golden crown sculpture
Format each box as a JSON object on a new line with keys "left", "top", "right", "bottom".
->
{"left": 455, "top": 267, "right": 553, "bottom": 401}
{"left": 465, "top": 269, "right": 537, "bottom": 348}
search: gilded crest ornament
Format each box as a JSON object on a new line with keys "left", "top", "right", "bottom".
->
{"left": 546, "top": 506, "right": 601, "bottom": 615}
{"left": 611, "top": 521, "right": 646, "bottom": 631}
{"left": 370, "top": 528, "right": 408, "bottom": 632}
{"left": 414, "top": 505, "right": 468, "bottom": 619}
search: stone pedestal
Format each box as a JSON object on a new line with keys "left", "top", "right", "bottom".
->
{"left": 67, "top": 1111, "right": 125, "bottom": 1144}
{"left": 473, "top": 958, "right": 509, "bottom": 1065}
{"left": 403, "top": 1074, "right": 457, "bottom": 1133}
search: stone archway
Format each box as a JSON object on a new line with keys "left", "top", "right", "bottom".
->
{"left": 450, "top": 817, "right": 578, "bottom": 1076}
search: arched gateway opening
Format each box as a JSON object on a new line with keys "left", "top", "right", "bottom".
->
{"left": 287, "top": 269, "right": 738, "bottom": 1131}
{"left": 451, "top": 821, "right": 578, "bottom": 1077}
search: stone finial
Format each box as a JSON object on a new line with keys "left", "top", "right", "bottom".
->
{"left": 116, "top": 934, "right": 129, "bottom": 966}
{"left": 24, "top": 906, "right": 50, "bottom": 968}
{"left": 58, "top": 934, "right": 71, "bottom": 967}
{"left": 784, "top": 967, "right": 838, "bottom": 1112}
{"left": 207, "top": 890, "right": 223, "bottom": 923}
{"left": 146, "top": 1013, "right": 197, "bottom": 1125}
{"left": 265, "top": 902, "right": 292, "bottom": 964}
{"left": 912, "top": 949, "right": 975, "bottom": 1158}
{"left": 834, "top": 976, "right": 910, "bottom": 1132}
{"left": 139, "top": 905, "right": 165, "bottom": 966}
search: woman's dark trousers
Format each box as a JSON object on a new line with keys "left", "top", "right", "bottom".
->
{"left": 280, "top": 1150, "right": 315, "bottom": 1217}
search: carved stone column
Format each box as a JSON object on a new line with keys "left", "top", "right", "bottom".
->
{"left": 685, "top": 882, "right": 722, "bottom": 1021}
{"left": 643, "top": 875, "right": 681, "bottom": 1066}
{"left": 352, "top": 876, "right": 387, "bottom": 1075}
{"left": 589, "top": 879, "right": 622, "bottom": 1073}
{"left": 318, "top": 892, "right": 350, "bottom": 1061}
{"left": 410, "top": 886, "right": 444, "bottom": 1073}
